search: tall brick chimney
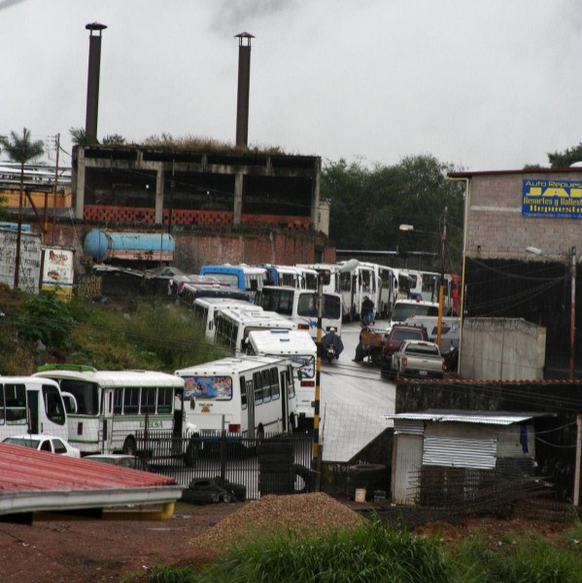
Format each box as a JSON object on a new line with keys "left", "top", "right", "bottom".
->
{"left": 85, "top": 22, "right": 107, "bottom": 144}
{"left": 235, "top": 32, "right": 254, "bottom": 148}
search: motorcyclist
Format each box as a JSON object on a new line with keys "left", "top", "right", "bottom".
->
{"left": 321, "top": 327, "right": 344, "bottom": 360}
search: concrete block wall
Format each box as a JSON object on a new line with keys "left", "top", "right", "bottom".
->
{"left": 460, "top": 317, "right": 546, "bottom": 380}
{"left": 467, "top": 171, "right": 582, "bottom": 261}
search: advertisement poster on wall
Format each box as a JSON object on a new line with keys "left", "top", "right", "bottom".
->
{"left": 41, "top": 247, "right": 75, "bottom": 299}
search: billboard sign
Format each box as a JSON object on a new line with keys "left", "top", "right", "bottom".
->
{"left": 522, "top": 178, "right": 582, "bottom": 218}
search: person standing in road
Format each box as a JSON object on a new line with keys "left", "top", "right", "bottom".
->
{"left": 361, "top": 295, "right": 375, "bottom": 327}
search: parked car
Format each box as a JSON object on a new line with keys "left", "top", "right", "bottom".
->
{"left": 380, "top": 324, "right": 428, "bottom": 376}
{"left": 391, "top": 340, "right": 445, "bottom": 379}
{"left": 84, "top": 454, "right": 146, "bottom": 470}
{"left": 2, "top": 434, "right": 81, "bottom": 458}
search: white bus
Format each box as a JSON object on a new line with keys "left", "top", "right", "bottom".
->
{"left": 0, "top": 376, "right": 70, "bottom": 440}
{"left": 246, "top": 329, "right": 317, "bottom": 429}
{"left": 34, "top": 365, "right": 197, "bottom": 456}
{"left": 175, "top": 355, "right": 297, "bottom": 438}
{"left": 214, "top": 307, "right": 296, "bottom": 355}
{"left": 191, "top": 296, "right": 255, "bottom": 340}
{"left": 254, "top": 285, "right": 342, "bottom": 340}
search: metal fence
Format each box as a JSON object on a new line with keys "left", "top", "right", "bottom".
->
{"left": 136, "top": 431, "right": 314, "bottom": 501}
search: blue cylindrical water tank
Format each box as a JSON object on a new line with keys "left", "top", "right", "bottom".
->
{"left": 83, "top": 229, "right": 175, "bottom": 261}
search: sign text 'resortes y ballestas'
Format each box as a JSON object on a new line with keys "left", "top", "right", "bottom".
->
{"left": 522, "top": 178, "right": 582, "bottom": 218}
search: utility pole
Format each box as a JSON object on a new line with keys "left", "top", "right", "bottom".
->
{"left": 51, "top": 133, "right": 60, "bottom": 244}
{"left": 436, "top": 206, "right": 448, "bottom": 348}
{"left": 570, "top": 246, "right": 576, "bottom": 381}
{"left": 13, "top": 141, "right": 25, "bottom": 290}
{"left": 312, "top": 269, "right": 328, "bottom": 491}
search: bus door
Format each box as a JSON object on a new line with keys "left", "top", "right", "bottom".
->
{"left": 27, "top": 388, "right": 40, "bottom": 434}
{"left": 242, "top": 376, "right": 255, "bottom": 438}
{"left": 102, "top": 388, "right": 114, "bottom": 454}
{"left": 279, "top": 369, "right": 289, "bottom": 433}
{"left": 173, "top": 388, "right": 184, "bottom": 439}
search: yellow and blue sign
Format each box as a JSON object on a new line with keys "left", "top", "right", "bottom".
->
{"left": 522, "top": 178, "right": 582, "bottom": 218}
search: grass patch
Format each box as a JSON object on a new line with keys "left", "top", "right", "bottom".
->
{"left": 129, "top": 520, "right": 582, "bottom": 583}
{"left": 0, "top": 285, "right": 230, "bottom": 374}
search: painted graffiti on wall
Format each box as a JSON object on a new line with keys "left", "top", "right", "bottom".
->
{"left": 0, "top": 229, "right": 41, "bottom": 293}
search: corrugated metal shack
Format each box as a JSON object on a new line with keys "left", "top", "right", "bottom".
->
{"left": 387, "top": 410, "right": 548, "bottom": 506}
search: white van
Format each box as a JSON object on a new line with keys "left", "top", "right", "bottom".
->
{"left": 246, "top": 329, "right": 317, "bottom": 429}
{"left": 404, "top": 315, "right": 461, "bottom": 352}
{"left": 388, "top": 299, "right": 440, "bottom": 331}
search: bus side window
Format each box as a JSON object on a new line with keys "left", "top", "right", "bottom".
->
{"left": 157, "top": 387, "right": 173, "bottom": 414}
{"left": 240, "top": 376, "right": 247, "bottom": 410}
{"left": 0, "top": 384, "right": 4, "bottom": 423}
{"left": 5, "top": 384, "right": 26, "bottom": 422}
{"left": 113, "top": 390, "right": 123, "bottom": 414}
{"left": 141, "top": 387, "right": 156, "bottom": 413}
{"left": 124, "top": 388, "right": 140, "bottom": 415}
{"left": 253, "top": 372, "right": 263, "bottom": 405}
{"left": 261, "top": 370, "right": 272, "bottom": 403}
{"left": 270, "top": 368, "right": 280, "bottom": 400}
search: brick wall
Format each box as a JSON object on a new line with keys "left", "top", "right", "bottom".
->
{"left": 41, "top": 221, "right": 335, "bottom": 275}
{"left": 467, "top": 171, "right": 582, "bottom": 261}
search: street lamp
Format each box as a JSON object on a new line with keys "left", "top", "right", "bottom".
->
{"left": 526, "top": 245, "right": 576, "bottom": 381}
{"left": 399, "top": 209, "right": 448, "bottom": 348}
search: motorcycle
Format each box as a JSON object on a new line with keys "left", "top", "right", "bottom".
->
{"left": 321, "top": 328, "right": 344, "bottom": 363}
{"left": 325, "top": 342, "right": 337, "bottom": 363}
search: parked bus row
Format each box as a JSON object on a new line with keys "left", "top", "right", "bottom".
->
{"left": 1, "top": 350, "right": 305, "bottom": 462}
{"left": 197, "top": 261, "right": 460, "bottom": 324}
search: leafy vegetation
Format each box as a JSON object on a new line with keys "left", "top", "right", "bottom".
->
{"left": 130, "top": 518, "right": 582, "bottom": 583}
{"left": 0, "top": 127, "right": 44, "bottom": 164}
{"left": 0, "top": 286, "right": 229, "bottom": 375}
{"left": 69, "top": 127, "right": 288, "bottom": 155}
{"left": 320, "top": 154, "right": 465, "bottom": 274}
{"left": 547, "top": 143, "right": 582, "bottom": 168}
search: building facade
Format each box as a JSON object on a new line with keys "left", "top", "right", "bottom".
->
{"left": 449, "top": 168, "right": 582, "bottom": 378}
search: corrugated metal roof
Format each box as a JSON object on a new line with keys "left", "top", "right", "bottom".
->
{"left": 386, "top": 411, "right": 541, "bottom": 426}
{"left": 0, "top": 444, "right": 182, "bottom": 517}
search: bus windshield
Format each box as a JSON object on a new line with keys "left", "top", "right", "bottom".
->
{"left": 58, "top": 380, "right": 100, "bottom": 416}
{"left": 393, "top": 303, "right": 439, "bottom": 322}
{"left": 258, "top": 288, "right": 294, "bottom": 316}
{"left": 297, "top": 293, "right": 341, "bottom": 319}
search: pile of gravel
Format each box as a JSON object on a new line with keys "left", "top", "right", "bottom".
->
{"left": 191, "top": 492, "right": 366, "bottom": 551}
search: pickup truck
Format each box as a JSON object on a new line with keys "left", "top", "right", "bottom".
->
{"left": 380, "top": 324, "right": 428, "bottom": 376}
{"left": 391, "top": 340, "right": 445, "bottom": 379}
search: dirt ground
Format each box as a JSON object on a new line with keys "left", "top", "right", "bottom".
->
{"left": 0, "top": 497, "right": 577, "bottom": 583}
{"left": 0, "top": 502, "right": 238, "bottom": 583}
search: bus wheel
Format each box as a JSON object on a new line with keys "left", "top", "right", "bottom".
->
{"left": 122, "top": 437, "right": 137, "bottom": 456}
{"left": 184, "top": 437, "right": 199, "bottom": 467}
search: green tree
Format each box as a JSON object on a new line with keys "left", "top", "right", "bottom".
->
{"left": 321, "top": 154, "right": 465, "bottom": 273}
{"left": 69, "top": 126, "right": 90, "bottom": 145}
{"left": 547, "top": 143, "right": 582, "bottom": 168}
{"left": 102, "top": 133, "right": 126, "bottom": 146}
{"left": 0, "top": 128, "right": 44, "bottom": 165}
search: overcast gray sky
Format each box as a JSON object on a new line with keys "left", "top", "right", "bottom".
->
{"left": 1, "top": 0, "right": 581, "bottom": 171}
